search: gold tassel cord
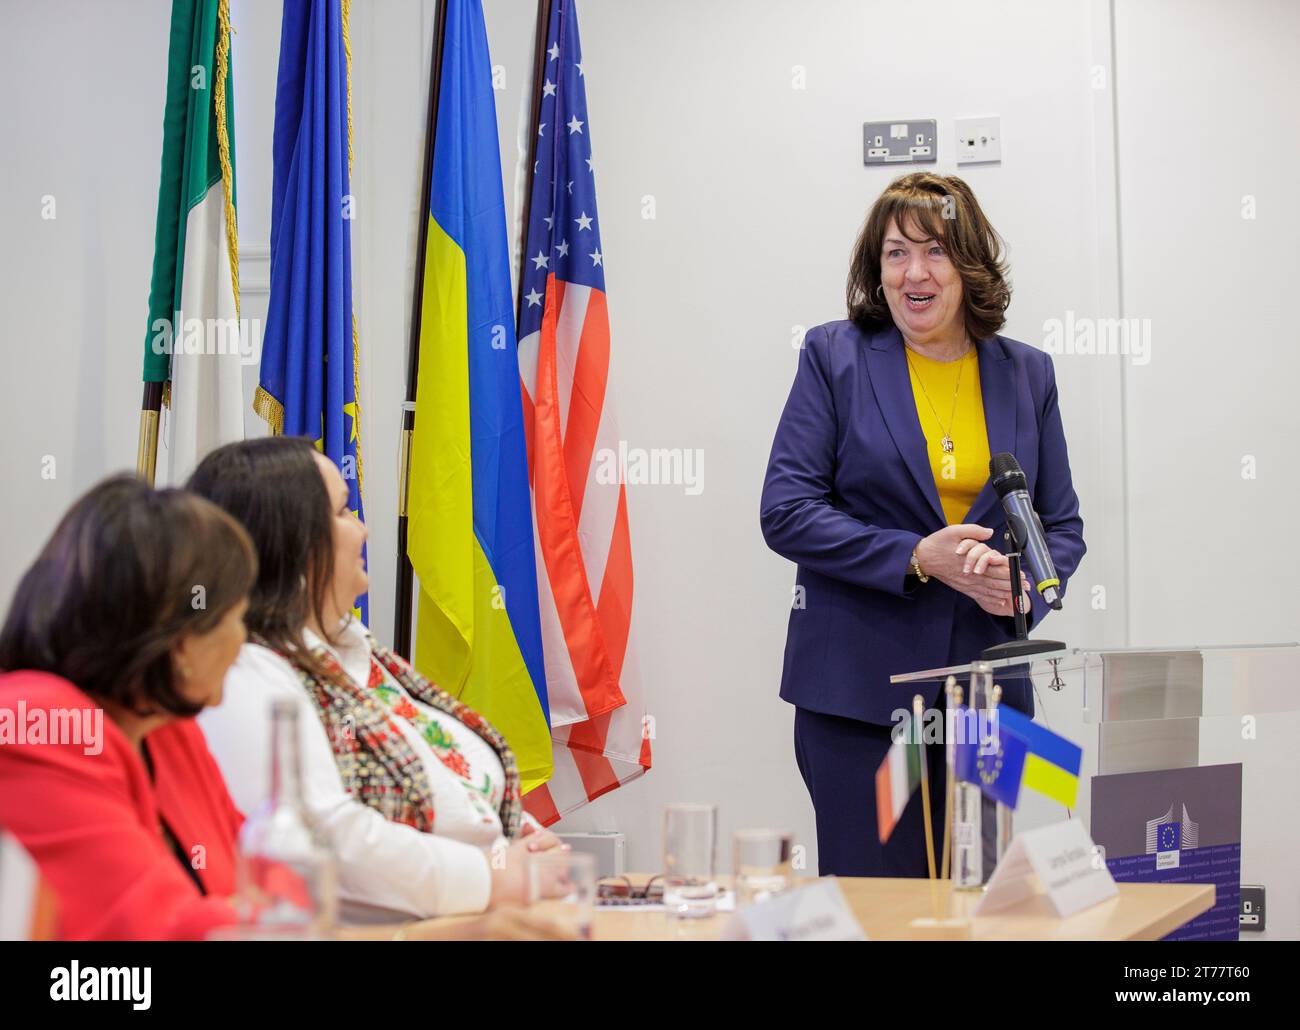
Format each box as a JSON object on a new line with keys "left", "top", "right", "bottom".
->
{"left": 252, "top": 384, "right": 286, "bottom": 435}
{"left": 214, "top": 0, "right": 240, "bottom": 321}
{"left": 341, "top": 0, "right": 364, "bottom": 499}
{"left": 341, "top": 0, "right": 356, "bottom": 176}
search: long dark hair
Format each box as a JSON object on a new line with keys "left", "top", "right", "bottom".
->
{"left": 0, "top": 474, "right": 257, "bottom": 717}
{"left": 185, "top": 437, "right": 339, "bottom": 673}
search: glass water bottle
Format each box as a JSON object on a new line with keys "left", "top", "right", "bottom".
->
{"left": 952, "top": 663, "right": 995, "bottom": 890}
{"left": 235, "top": 699, "right": 338, "bottom": 937}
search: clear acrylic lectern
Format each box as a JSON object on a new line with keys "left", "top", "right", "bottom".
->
{"left": 891, "top": 643, "right": 1300, "bottom": 940}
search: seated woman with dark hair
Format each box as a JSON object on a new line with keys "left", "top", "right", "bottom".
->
{"left": 0, "top": 476, "right": 256, "bottom": 939}
{"left": 0, "top": 475, "right": 572, "bottom": 942}
{"left": 189, "top": 437, "right": 566, "bottom": 921}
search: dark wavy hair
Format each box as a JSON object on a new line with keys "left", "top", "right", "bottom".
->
{"left": 0, "top": 474, "right": 257, "bottom": 717}
{"left": 846, "top": 172, "right": 1011, "bottom": 341}
{"left": 185, "top": 437, "right": 338, "bottom": 673}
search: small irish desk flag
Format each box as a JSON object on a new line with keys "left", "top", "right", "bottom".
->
{"left": 876, "top": 715, "right": 923, "bottom": 843}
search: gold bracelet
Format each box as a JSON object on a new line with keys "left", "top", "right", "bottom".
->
{"left": 909, "top": 548, "right": 929, "bottom": 583}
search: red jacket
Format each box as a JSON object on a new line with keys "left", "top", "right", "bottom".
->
{"left": 0, "top": 671, "right": 243, "bottom": 940}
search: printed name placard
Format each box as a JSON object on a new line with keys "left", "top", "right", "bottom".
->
{"left": 722, "top": 878, "right": 867, "bottom": 941}
{"left": 974, "top": 819, "right": 1117, "bottom": 919}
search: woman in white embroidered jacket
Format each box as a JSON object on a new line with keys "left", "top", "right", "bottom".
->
{"left": 190, "top": 437, "right": 565, "bottom": 920}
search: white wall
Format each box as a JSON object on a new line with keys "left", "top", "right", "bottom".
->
{"left": 1112, "top": 0, "right": 1300, "bottom": 940}
{"left": 463, "top": 0, "right": 1129, "bottom": 872}
{"left": 1116, "top": 0, "right": 1300, "bottom": 647}
{"left": 0, "top": 0, "right": 173, "bottom": 585}
{"left": 1, "top": 0, "right": 1294, "bottom": 922}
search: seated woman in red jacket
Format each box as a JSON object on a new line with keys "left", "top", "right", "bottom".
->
{"left": 0, "top": 476, "right": 575, "bottom": 943}
{"left": 2, "top": 475, "right": 574, "bottom": 941}
{"left": 0, "top": 475, "right": 256, "bottom": 940}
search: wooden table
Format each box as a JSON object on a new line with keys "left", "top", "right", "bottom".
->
{"left": 587, "top": 876, "right": 1215, "bottom": 941}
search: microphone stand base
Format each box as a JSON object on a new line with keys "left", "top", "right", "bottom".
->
{"left": 980, "top": 638, "right": 1067, "bottom": 661}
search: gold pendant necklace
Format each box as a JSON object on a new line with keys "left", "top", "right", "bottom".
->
{"left": 906, "top": 344, "right": 969, "bottom": 454}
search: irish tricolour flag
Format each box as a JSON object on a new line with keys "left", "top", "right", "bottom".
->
{"left": 142, "top": 0, "right": 243, "bottom": 484}
{"left": 875, "top": 718, "right": 923, "bottom": 843}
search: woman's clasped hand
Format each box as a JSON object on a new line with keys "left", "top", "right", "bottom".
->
{"left": 914, "top": 524, "right": 1032, "bottom": 617}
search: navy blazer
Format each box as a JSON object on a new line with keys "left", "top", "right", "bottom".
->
{"left": 760, "top": 321, "right": 1086, "bottom": 725}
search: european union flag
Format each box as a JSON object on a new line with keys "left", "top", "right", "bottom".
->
{"left": 964, "top": 720, "right": 1027, "bottom": 808}
{"left": 255, "top": 0, "right": 367, "bottom": 621}
{"left": 950, "top": 703, "right": 980, "bottom": 784}
{"left": 952, "top": 703, "right": 1022, "bottom": 801}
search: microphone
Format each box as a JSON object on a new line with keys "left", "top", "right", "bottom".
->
{"left": 989, "top": 453, "right": 1062, "bottom": 610}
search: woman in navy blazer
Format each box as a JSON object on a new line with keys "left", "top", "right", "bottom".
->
{"left": 761, "top": 173, "right": 1085, "bottom": 877}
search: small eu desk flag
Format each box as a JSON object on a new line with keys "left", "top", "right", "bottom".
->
{"left": 954, "top": 701, "right": 1029, "bottom": 807}
{"left": 963, "top": 723, "right": 1028, "bottom": 809}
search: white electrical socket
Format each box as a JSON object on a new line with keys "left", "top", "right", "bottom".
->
{"left": 955, "top": 116, "right": 1001, "bottom": 164}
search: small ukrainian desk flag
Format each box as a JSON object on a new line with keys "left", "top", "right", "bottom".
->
{"left": 959, "top": 704, "right": 1082, "bottom": 809}
{"left": 996, "top": 705, "right": 1083, "bottom": 808}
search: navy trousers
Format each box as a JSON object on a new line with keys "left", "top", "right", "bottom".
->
{"left": 794, "top": 705, "right": 951, "bottom": 878}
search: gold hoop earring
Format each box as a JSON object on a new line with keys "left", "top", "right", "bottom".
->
{"left": 874, "top": 284, "right": 885, "bottom": 300}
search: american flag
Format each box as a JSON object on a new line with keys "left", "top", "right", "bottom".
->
{"left": 517, "top": 0, "right": 651, "bottom": 825}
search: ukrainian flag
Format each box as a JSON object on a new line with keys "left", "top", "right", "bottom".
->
{"left": 407, "top": 0, "right": 551, "bottom": 791}
{"left": 995, "top": 705, "right": 1082, "bottom": 808}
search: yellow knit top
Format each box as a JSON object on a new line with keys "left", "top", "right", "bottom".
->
{"left": 904, "top": 345, "right": 990, "bottom": 525}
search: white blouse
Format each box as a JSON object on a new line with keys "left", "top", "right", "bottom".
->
{"left": 200, "top": 621, "right": 519, "bottom": 920}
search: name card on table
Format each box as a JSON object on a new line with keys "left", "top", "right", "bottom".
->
{"left": 975, "top": 819, "right": 1117, "bottom": 919}
{"left": 722, "top": 878, "right": 867, "bottom": 941}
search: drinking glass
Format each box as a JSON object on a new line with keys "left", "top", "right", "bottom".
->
{"left": 528, "top": 850, "right": 596, "bottom": 939}
{"left": 732, "top": 828, "right": 793, "bottom": 906}
{"left": 662, "top": 802, "right": 718, "bottom": 918}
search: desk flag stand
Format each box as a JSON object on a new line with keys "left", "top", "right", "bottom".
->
{"left": 909, "top": 666, "right": 1018, "bottom": 938}
{"left": 912, "top": 695, "right": 937, "bottom": 881}
{"left": 911, "top": 692, "right": 955, "bottom": 935}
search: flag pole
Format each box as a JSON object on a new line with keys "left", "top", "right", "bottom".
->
{"left": 941, "top": 676, "right": 959, "bottom": 882}
{"left": 136, "top": 382, "right": 164, "bottom": 486}
{"left": 515, "top": 0, "right": 553, "bottom": 330}
{"left": 393, "top": 0, "right": 449, "bottom": 659}
{"left": 913, "top": 693, "right": 937, "bottom": 881}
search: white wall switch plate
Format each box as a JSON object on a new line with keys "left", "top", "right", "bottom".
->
{"left": 955, "top": 116, "right": 1001, "bottom": 164}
